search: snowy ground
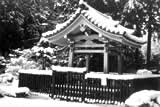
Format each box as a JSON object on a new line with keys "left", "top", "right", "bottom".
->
{"left": 0, "top": 79, "right": 123, "bottom": 107}
{"left": 0, "top": 93, "right": 123, "bottom": 107}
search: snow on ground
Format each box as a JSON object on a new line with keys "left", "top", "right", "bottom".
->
{"left": 0, "top": 93, "right": 122, "bottom": 107}
{"left": 0, "top": 80, "right": 122, "bottom": 107}
{"left": 0, "top": 72, "right": 123, "bottom": 107}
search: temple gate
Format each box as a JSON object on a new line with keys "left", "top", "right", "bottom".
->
{"left": 18, "top": 1, "right": 160, "bottom": 105}
{"left": 43, "top": 1, "right": 146, "bottom": 74}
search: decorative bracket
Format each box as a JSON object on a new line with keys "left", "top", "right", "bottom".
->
{"left": 80, "top": 24, "right": 86, "bottom": 32}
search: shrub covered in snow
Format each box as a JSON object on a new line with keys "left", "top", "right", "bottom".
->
{"left": 0, "top": 56, "right": 8, "bottom": 74}
{"left": 7, "top": 37, "right": 69, "bottom": 71}
{"left": 0, "top": 73, "right": 14, "bottom": 84}
{"left": 125, "top": 90, "right": 160, "bottom": 107}
{"left": 137, "top": 69, "right": 152, "bottom": 75}
{"left": 8, "top": 38, "right": 56, "bottom": 70}
{"left": 0, "top": 86, "right": 30, "bottom": 98}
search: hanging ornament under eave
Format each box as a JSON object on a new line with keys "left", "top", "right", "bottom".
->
{"left": 64, "top": 35, "right": 67, "bottom": 39}
{"left": 84, "top": 32, "right": 89, "bottom": 36}
{"left": 67, "top": 38, "right": 71, "bottom": 42}
{"left": 69, "top": 41, "right": 74, "bottom": 44}
{"left": 103, "top": 39, "right": 109, "bottom": 44}
{"left": 115, "top": 0, "right": 120, "bottom": 2}
{"left": 80, "top": 24, "right": 86, "bottom": 32}
{"left": 99, "top": 33, "right": 102, "bottom": 38}
{"left": 67, "top": 38, "right": 74, "bottom": 44}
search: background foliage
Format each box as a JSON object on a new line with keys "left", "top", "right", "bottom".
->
{"left": 0, "top": 0, "right": 160, "bottom": 69}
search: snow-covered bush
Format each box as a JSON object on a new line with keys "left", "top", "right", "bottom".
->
{"left": 137, "top": 69, "right": 152, "bottom": 75}
{"left": 125, "top": 90, "right": 160, "bottom": 107}
{"left": 8, "top": 38, "right": 56, "bottom": 70}
{"left": 0, "top": 86, "right": 30, "bottom": 98}
{"left": 0, "top": 56, "right": 8, "bottom": 74}
{"left": 8, "top": 53, "right": 42, "bottom": 70}
{"left": 5, "top": 37, "right": 70, "bottom": 73}
{"left": 0, "top": 73, "right": 14, "bottom": 84}
{"left": 7, "top": 37, "right": 69, "bottom": 70}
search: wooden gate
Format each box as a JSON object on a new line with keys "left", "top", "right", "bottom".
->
{"left": 51, "top": 66, "right": 86, "bottom": 102}
{"left": 82, "top": 78, "right": 132, "bottom": 104}
{"left": 51, "top": 71, "right": 86, "bottom": 102}
{"left": 50, "top": 67, "right": 134, "bottom": 105}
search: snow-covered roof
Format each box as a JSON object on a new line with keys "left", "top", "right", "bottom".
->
{"left": 42, "top": 1, "right": 146, "bottom": 48}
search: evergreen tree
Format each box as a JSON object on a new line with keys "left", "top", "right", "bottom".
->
{"left": 122, "top": 0, "right": 160, "bottom": 67}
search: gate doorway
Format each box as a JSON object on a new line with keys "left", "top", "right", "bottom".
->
{"left": 73, "top": 53, "right": 104, "bottom": 72}
{"left": 73, "top": 53, "right": 118, "bottom": 73}
{"left": 89, "top": 53, "right": 103, "bottom": 72}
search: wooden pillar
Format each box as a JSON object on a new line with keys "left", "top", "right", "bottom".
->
{"left": 85, "top": 54, "right": 90, "bottom": 73}
{"left": 104, "top": 44, "right": 109, "bottom": 74}
{"left": 68, "top": 46, "right": 74, "bottom": 67}
{"left": 118, "top": 54, "right": 123, "bottom": 74}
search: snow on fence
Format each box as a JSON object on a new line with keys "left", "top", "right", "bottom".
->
{"left": 84, "top": 74, "right": 133, "bottom": 105}
{"left": 19, "top": 69, "right": 52, "bottom": 94}
{"left": 18, "top": 67, "right": 160, "bottom": 105}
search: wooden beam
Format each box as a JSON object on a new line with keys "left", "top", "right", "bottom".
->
{"left": 75, "top": 44, "right": 105, "bottom": 48}
{"left": 103, "top": 44, "right": 109, "bottom": 74}
{"left": 74, "top": 49, "right": 104, "bottom": 53}
{"left": 85, "top": 55, "right": 90, "bottom": 73}
{"left": 70, "top": 34, "right": 105, "bottom": 43}
{"left": 68, "top": 47, "right": 74, "bottom": 67}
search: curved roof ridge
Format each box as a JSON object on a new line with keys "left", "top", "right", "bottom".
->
{"left": 42, "top": 7, "right": 81, "bottom": 37}
{"left": 80, "top": 0, "right": 112, "bottom": 20}
{"left": 42, "top": 0, "right": 146, "bottom": 47}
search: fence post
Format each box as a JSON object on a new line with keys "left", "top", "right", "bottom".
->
{"left": 51, "top": 70, "right": 55, "bottom": 98}
{"left": 66, "top": 71, "right": 70, "bottom": 101}
{"left": 82, "top": 71, "right": 86, "bottom": 102}
{"left": 18, "top": 73, "right": 22, "bottom": 87}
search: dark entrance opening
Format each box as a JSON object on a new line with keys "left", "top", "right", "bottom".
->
{"left": 89, "top": 53, "right": 103, "bottom": 72}
{"left": 73, "top": 54, "right": 86, "bottom": 67}
{"left": 73, "top": 53, "right": 118, "bottom": 73}
{"left": 109, "top": 55, "right": 118, "bottom": 73}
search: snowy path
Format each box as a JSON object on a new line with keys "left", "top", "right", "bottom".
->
{"left": 0, "top": 94, "right": 123, "bottom": 107}
{"left": 0, "top": 78, "right": 123, "bottom": 107}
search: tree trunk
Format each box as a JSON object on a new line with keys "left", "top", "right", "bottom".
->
{"left": 146, "top": 26, "right": 152, "bottom": 68}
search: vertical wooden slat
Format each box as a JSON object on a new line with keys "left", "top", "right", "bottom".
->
{"left": 66, "top": 71, "right": 70, "bottom": 101}
{"left": 51, "top": 70, "right": 55, "bottom": 98}
{"left": 82, "top": 72, "right": 86, "bottom": 102}
{"left": 117, "top": 55, "right": 122, "bottom": 74}
{"left": 85, "top": 55, "right": 90, "bottom": 73}
{"left": 104, "top": 44, "right": 109, "bottom": 74}
{"left": 68, "top": 46, "right": 74, "bottom": 67}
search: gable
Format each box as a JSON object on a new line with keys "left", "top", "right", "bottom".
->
{"left": 42, "top": 1, "right": 146, "bottom": 48}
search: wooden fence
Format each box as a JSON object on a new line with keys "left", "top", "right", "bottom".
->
{"left": 18, "top": 67, "right": 160, "bottom": 105}
{"left": 50, "top": 70, "right": 133, "bottom": 105}
{"left": 19, "top": 69, "right": 52, "bottom": 94}
{"left": 84, "top": 78, "right": 133, "bottom": 104}
{"left": 51, "top": 71, "right": 86, "bottom": 102}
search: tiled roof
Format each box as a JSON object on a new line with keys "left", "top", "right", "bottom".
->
{"left": 42, "top": 1, "right": 146, "bottom": 47}
{"left": 42, "top": 8, "right": 81, "bottom": 37}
